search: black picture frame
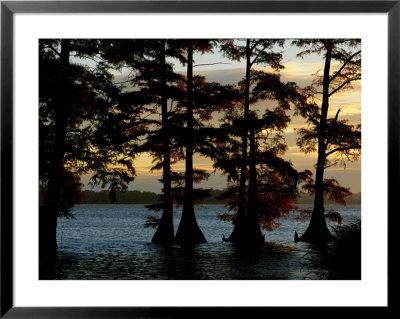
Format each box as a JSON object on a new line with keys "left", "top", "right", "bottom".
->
{"left": 1, "top": 1, "right": 396, "bottom": 317}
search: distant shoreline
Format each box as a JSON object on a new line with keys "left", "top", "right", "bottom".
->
{"left": 76, "top": 190, "right": 361, "bottom": 206}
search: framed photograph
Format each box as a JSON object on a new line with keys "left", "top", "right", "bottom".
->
{"left": 1, "top": 1, "right": 395, "bottom": 317}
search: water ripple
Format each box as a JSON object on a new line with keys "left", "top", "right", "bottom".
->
{"left": 40, "top": 204, "right": 361, "bottom": 280}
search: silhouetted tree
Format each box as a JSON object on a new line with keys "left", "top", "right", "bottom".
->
{"left": 120, "top": 40, "right": 187, "bottom": 245}
{"left": 140, "top": 40, "right": 237, "bottom": 246}
{"left": 39, "top": 39, "right": 138, "bottom": 256}
{"left": 217, "top": 39, "right": 308, "bottom": 244}
{"left": 173, "top": 40, "right": 217, "bottom": 246}
{"left": 292, "top": 39, "right": 361, "bottom": 243}
{"left": 214, "top": 76, "right": 308, "bottom": 243}
{"left": 145, "top": 40, "right": 175, "bottom": 245}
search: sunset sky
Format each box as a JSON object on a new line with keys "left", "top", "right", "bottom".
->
{"left": 82, "top": 40, "right": 361, "bottom": 194}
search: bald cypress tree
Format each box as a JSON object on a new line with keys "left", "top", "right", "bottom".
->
{"left": 292, "top": 39, "right": 361, "bottom": 243}
{"left": 172, "top": 41, "right": 215, "bottom": 246}
{"left": 39, "top": 39, "right": 138, "bottom": 257}
{"left": 120, "top": 40, "right": 185, "bottom": 245}
{"left": 146, "top": 40, "right": 180, "bottom": 245}
{"left": 218, "top": 39, "right": 298, "bottom": 244}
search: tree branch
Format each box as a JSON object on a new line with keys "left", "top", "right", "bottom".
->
{"left": 45, "top": 44, "right": 61, "bottom": 57}
{"left": 329, "top": 76, "right": 360, "bottom": 97}
{"left": 250, "top": 39, "right": 263, "bottom": 51}
{"left": 325, "top": 145, "right": 359, "bottom": 157}
{"left": 193, "top": 62, "right": 230, "bottom": 68}
{"left": 333, "top": 108, "right": 341, "bottom": 121}
{"left": 324, "top": 161, "right": 338, "bottom": 169}
{"left": 329, "top": 50, "right": 361, "bottom": 83}
{"left": 250, "top": 45, "right": 269, "bottom": 67}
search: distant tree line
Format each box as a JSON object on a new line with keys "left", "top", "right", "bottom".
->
{"left": 77, "top": 189, "right": 361, "bottom": 205}
{"left": 80, "top": 189, "right": 227, "bottom": 204}
{"left": 296, "top": 192, "right": 361, "bottom": 206}
{"left": 81, "top": 190, "right": 159, "bottom": 204}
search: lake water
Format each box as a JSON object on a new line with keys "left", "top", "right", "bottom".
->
{"left": 40, "top": 204, "right": 361, "bottom": 280}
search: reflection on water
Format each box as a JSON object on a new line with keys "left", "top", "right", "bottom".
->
{"left": 40, "top": 242, "right": 312, "bottom": 280}
{"left": 39, "top": 204, "right": 361, "bottom": 280}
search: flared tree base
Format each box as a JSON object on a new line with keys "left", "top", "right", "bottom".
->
{"left": 175, "top": 217, "right": 207, "bottom": 248}
{"left": 151, "top": 219, "right": 175, "bottom": 246}
{"left": 175, "top": 228, "right": 207, "bottom": 247}
{"left": 295, "top": 211, "right": 333, "bottom": 244}
{"left": 225, "top": 232, "right": 265, "bottom": 245}
{"left": 224, "top": 216, "right": 264, "bottom": 246}
{"left": 151, "top": 230, "right": 175, "bottom": 246}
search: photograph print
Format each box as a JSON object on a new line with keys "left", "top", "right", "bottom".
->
{"left": 39, "top": 39, "right": 361, "bottom": 280}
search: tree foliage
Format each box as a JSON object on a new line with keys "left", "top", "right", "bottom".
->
{"left": 39, "top": 39, "right": 139, "bottom": 254}
{"left": 292, "top": 39, "right": 361, "bottom": 243}
{"left": 214, "top": 39, "right": 309, "bottom": 243}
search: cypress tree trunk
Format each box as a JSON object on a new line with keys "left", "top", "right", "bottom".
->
{"left": 152, "top": 40, "right": 175, "bottom": 245}
{"left": 175, "top": 44, "right": 207, "bottom": 246}
{"left": 246, "top": 125, "right": 264, "bottom": 243}
{"left": 299, "top": 40, "right": 333, "bottom": 243}
{"left": 40, "top": 39, "right": 70, "bottom": 258}
{"left": 227, "top": 39, "right": 251, "bottom": 243}
{"left": 39, "top": 205, "right": 58, "bottom": 258}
